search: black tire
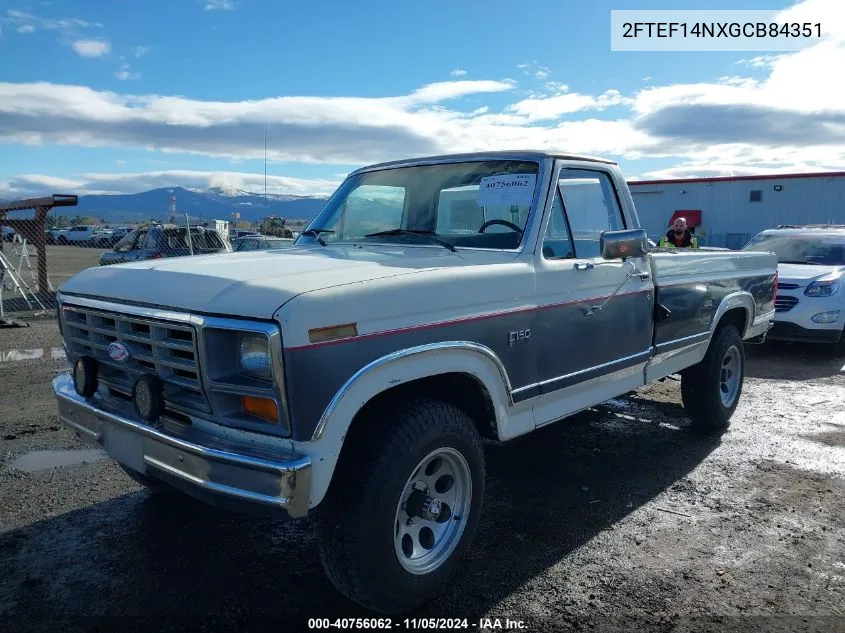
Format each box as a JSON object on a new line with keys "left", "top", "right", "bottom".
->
{"left": 58, "top": 236, "right": 68, "bottom": 245}
{"left": 830, "top": 331, "right": 845, "bottom": 357}
{"left": 316, "top": 397, "right": 485, "bottom": 614}
{"left": 120, "top": 465, "right": 178, "bottom": 495}
{"left": 681, "top": 324, "right": 745, "bottom": 435}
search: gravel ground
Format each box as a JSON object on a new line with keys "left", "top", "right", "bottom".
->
{"left": 0, "top": 318, "right": 844, "bottom": 632}
{"left": 0, "top": 244, "right": 105, "bottom": 314}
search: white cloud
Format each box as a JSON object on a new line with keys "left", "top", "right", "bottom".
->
{"left": 72, "top": 39, "right": 110, "bottom": 58}
{"left": 134, "top": 45, "right": 149, "bottom": 58}
{"left": 534, "top": 66, "right": 550, "bottom": 80}
{"left": 640, "top": 161, "right": 845, "bottom": 181}
{"left": 4, "top": 0, "right": 845, "bottom": 180}
{"left": 0, "top": 170, "right": 340, "bottom": 197}
{"left": 0, "top": 78, "right": 642, "bottom": 166}
{"left": 400, "top": 79, "right": 513, "bottom": 104}
{"left": 1, "top": 9, "right": 100, "bottom": 38}
{"left": 115, "top": 63, "right": 140, "bottom": 81}
{"left": 507, "top": 89, "right": 631, "bottom": 121}
{"left": 450, "top": 69, "right": 468, "bottom": 77}
{"left": 735, "top": 55, "right": 786, "bottom": 69}
{"left": 204, "top": 0, "right": 235, "bottom": 10}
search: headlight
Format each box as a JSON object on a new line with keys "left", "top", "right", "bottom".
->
{"left": 238, "top": 332, "right": 273, "bottom": 382}
{"left": 804, "top": 279, "right": 839, "bottom": 297}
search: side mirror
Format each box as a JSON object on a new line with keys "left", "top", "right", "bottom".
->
{"left": 600, "top": 228, "right": 649, "bottom": 260}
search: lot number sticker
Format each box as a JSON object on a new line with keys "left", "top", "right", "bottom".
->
{"left": 477, "top": 174, "right": 536, "bottom": 207}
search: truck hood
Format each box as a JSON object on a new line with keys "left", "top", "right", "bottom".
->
{"left": 59, "top": 245, "right": 465, "bottom": 318}
{"left": 777, "top": 262, "right": 845, "bottom": 286}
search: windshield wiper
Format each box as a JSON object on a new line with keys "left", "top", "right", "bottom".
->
{"left": 363, "top": 229, "right": 456, "bottom": 252}
{"left": 300, "top": 228, "right": 334, "bottom": 246}
{"left": 780, "top": 260, "right": 824, "bottom": 265}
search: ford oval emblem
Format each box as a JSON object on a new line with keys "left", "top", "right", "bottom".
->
{"left": 107, "top": 341, "right": 130, "bottom": 363}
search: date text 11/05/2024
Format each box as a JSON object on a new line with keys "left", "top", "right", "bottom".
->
{"left": 307, "top": 618, "right": 528, "bottom": 630}
{"left": 621, "top": 21, "right": 822, "bottom": 39}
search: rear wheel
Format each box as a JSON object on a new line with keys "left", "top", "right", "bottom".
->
{"left": 681, "top": 324, "right": 745, "bottom": 435}
{"left": 316, "top": 397, "right": 485, "bottom": 614}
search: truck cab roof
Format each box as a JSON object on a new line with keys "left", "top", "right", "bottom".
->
{"left": 350, "top": 150, "right": 616, "bottom": 176}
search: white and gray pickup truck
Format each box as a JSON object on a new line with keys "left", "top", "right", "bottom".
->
{"left": 52, "top": 151, "right": 777, "bottom": 613}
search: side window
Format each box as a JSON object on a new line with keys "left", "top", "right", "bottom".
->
{"left": 558, "top": 169, "right": 625, "bottom": 259}
{"left": 541, "top": 190, "right": 575, "bottom": 259}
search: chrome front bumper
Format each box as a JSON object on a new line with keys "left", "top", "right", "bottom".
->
{"left": 53, "top": 373, "right": 312, "bottom": 518}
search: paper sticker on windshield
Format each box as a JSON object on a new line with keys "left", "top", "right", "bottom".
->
{"left": 477, "top": 174, "right": 536, "bottom": 207}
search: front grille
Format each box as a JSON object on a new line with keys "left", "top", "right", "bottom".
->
{"left": 774, "top": 295, "right": 799, "bottom": 312}
{"left": 777, "top": 282, "right": 800, "bottom": 290}
{"left": 61, "top": 304, "right": 210, "bottom": 415}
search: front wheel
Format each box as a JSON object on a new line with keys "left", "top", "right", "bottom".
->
{"left": 316, "top": 398, "right": 485, "bottom": 614}
{"left": 681, "top": 324, "right": 745, "bottom": 435}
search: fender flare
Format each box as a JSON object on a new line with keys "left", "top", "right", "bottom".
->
{"left": 709, "top": 291, "right": 755, "bottom": 339}
{"left": 300, "top": 341, "right": 514, "bottom": 508}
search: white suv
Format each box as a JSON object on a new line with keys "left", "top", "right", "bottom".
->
{"left": 743, "top": 225, "right": 845, "bottom": 347}
{"left": 63, "top": 225, "right": 97, "bottom": 245}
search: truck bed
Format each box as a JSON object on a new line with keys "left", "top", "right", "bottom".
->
{"left": 647, "top": 249, "right": 778, "bottom": 350}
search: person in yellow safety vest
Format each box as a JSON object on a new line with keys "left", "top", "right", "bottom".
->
{"left": 659, "top": 217, "right": 699, "bottom": 249}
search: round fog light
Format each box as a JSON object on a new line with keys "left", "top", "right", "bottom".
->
{"left": 132, "top": 375, "right": 164, "bottom": 422}
{"left": 811, "top": 310, "right": 840, "bottom": 324}
{"left": 73, "top": 356, "right": 98, "bottom": 398}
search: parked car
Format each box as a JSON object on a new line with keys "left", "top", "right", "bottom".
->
{"left": 53, "top": 151, "right": 776, "bottom": 614}
{"left": 231, "top": 234, "right": 295, "bottom": 251}
{"left": 2, "top": 226, "right": 15, "bottom": 242}
{"left": 743, "top": 224, "right": 845, "bottom": 347}
{"left": 91, "top": 226, "right": 133, "bottom": 247}
{"left": 229, "top": 228, "right": 260, "bottom": 241}
{"left": 98, "top": 224, "right": 230, "bottom": 265}
{"left": 90, "top": 229, "right": 114, "bottom": 247}
{"left": 60, "top": 225, "right": 97, "bottom": 246}
{"left": 46, "top": 228, "right": 67, "bottom": 244}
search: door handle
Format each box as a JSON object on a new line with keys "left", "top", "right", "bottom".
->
{"left": 574, "top": 262, "right": 594, "bottom": 271}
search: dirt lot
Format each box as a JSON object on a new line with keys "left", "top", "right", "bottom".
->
{"left": 1, "top": 312, "right": 843, "bottom": 632}
{"left": 0, "top": 244, "right": 105, "bottom": 313}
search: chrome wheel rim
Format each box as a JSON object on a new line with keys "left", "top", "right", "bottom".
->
{"left": 393, "top": 447, "right": 472, "bottom": 576}
{"left": 719, "top": 344, "right": 742, "bottom": 408}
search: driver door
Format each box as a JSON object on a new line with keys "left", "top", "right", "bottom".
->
{"left": 529, "top": 164, "right": 654, "bottom": 423}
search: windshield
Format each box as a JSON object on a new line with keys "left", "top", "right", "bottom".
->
{"left": 300, "top": 160, "right": 541, "bottom": 250}
{"left": 113, "top": 231, "right": 136, "bottom": 252}
{"left": 742, "top": 233, "right": 845, "bottom": 265}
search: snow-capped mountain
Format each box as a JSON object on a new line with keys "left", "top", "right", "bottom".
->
{"left": 54, "top": 187, "right": 330, "bottom": 223}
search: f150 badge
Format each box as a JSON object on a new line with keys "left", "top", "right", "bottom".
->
{"left": 508, "top": 329, "right": 531, "bottom": 347}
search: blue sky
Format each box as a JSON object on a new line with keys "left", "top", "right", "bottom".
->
{"left": 0, "top": 0, "right": 841, "bottom": 198}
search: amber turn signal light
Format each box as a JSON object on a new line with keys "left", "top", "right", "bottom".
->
{"left": 241, "top": 395, "right": 279, "bottom": 423}
{"left": 308, "top": 322, "right": 358, "bottom": 343}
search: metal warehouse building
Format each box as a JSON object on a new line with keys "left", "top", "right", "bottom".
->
{"left": 628, "top": 172, "right": 845, "bottom": 249}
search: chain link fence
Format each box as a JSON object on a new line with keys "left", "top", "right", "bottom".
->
{"left": 1, "top": 215, "right": 305, "bottom": 323}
